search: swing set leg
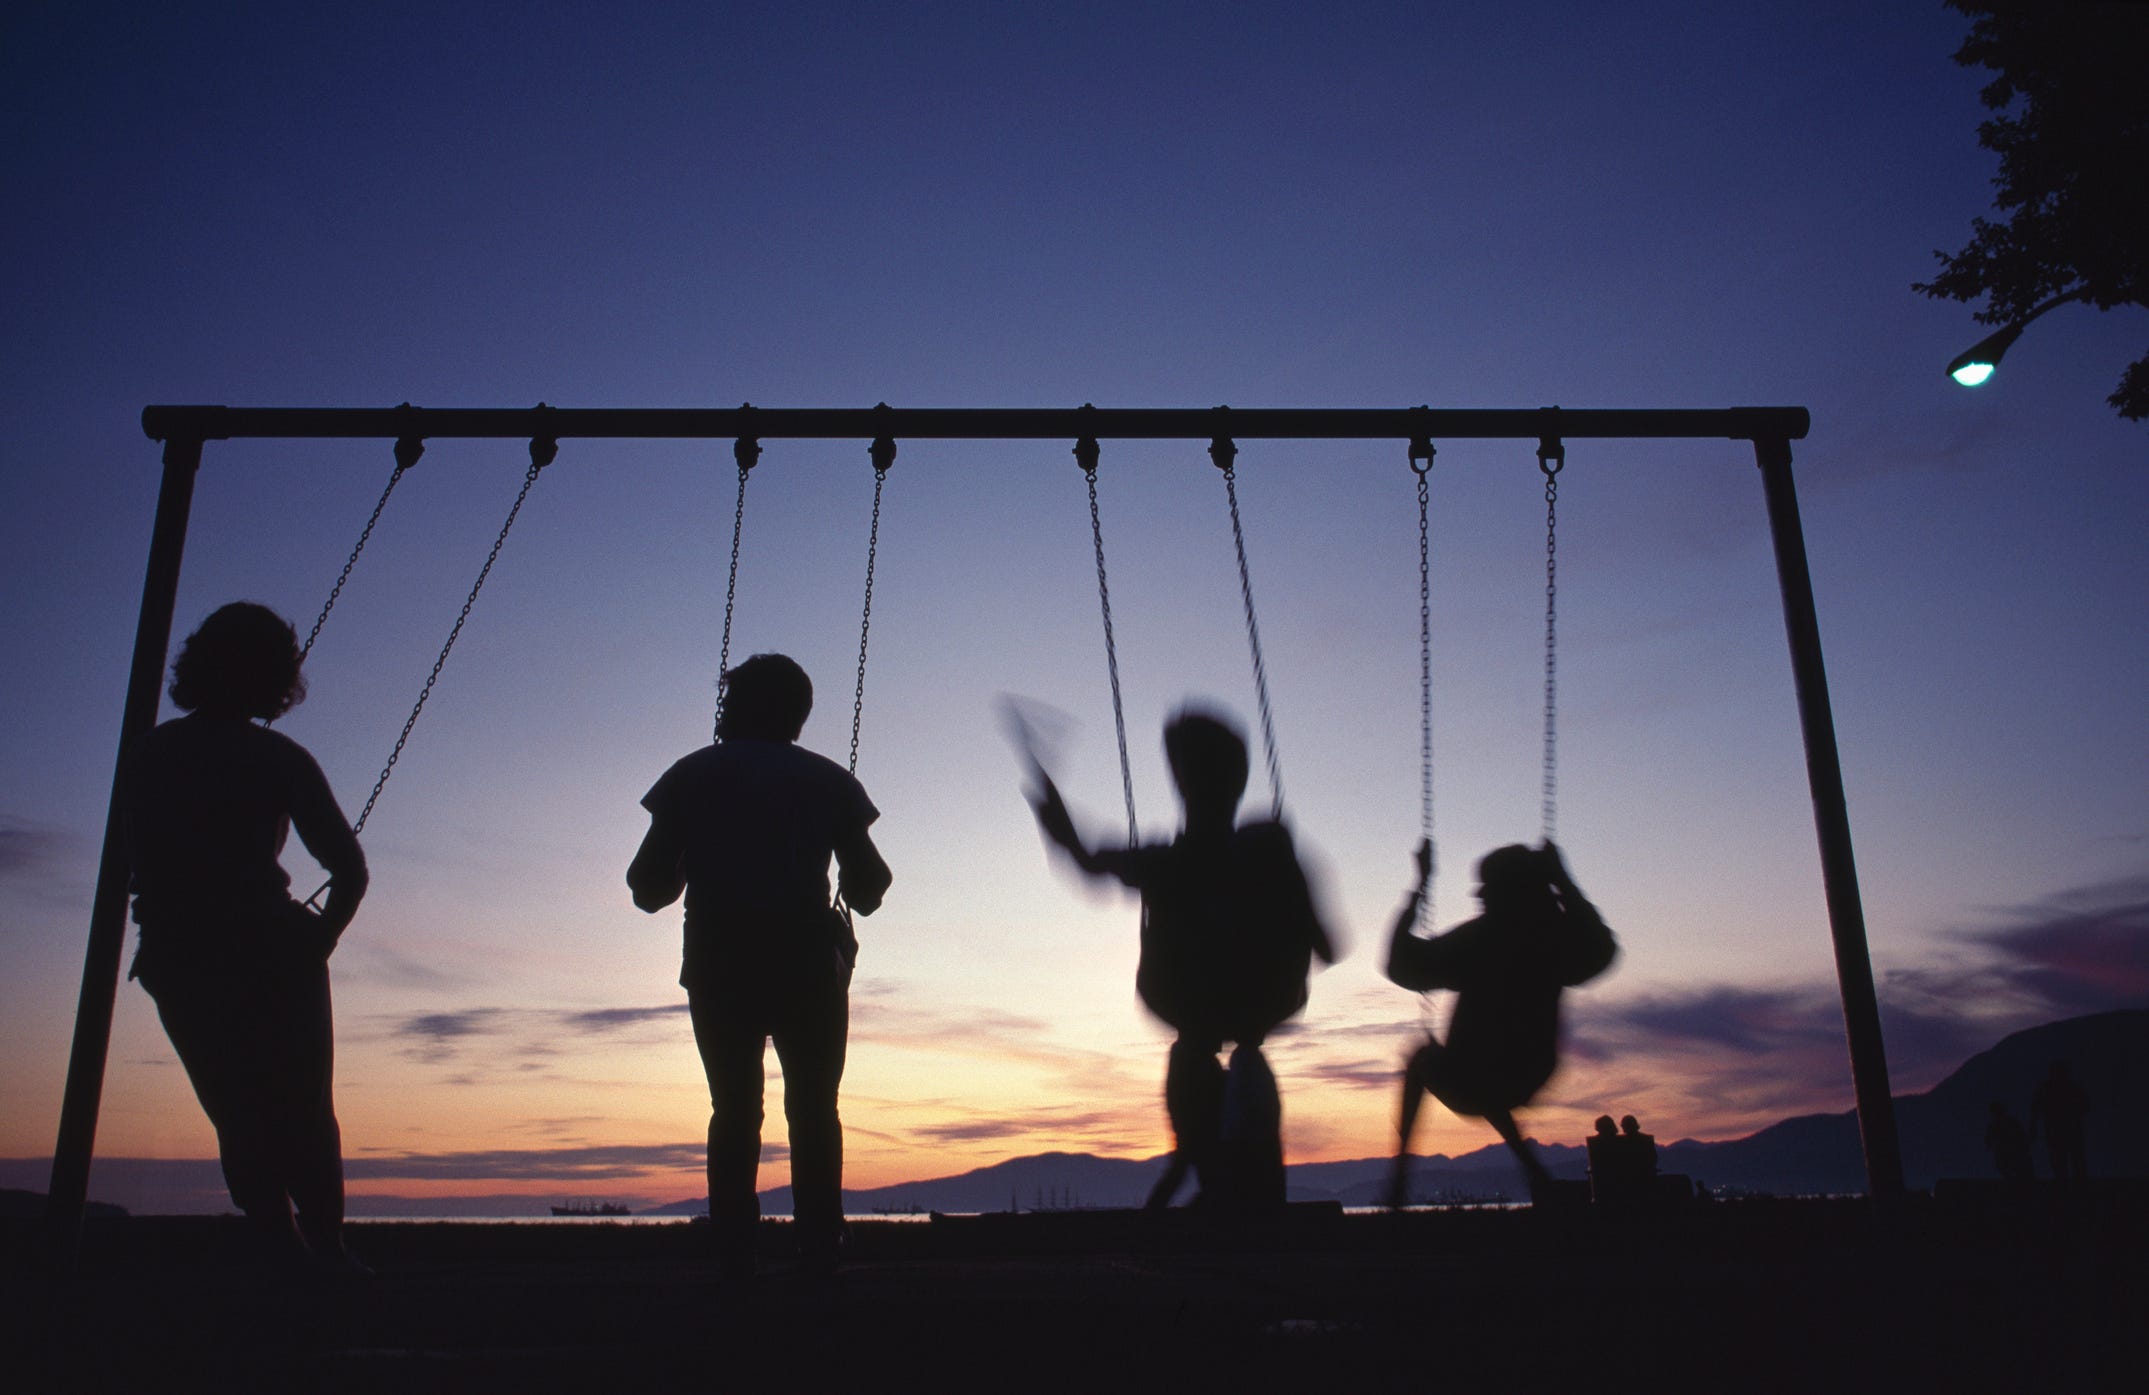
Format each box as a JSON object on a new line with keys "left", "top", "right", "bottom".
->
{"left": 45, "top": 438, "right": 203, "bottom": 1267}
{"left": 1756, "top": 437, "right": 1904, "bottom": 1204}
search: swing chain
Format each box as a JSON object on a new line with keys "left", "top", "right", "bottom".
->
{"left": 712, "top": 432, "right": 760, "bottom": 742}
{"left": 830, "top": 435, "right": 895, "bottom": 931}
{"left": 848, "top": 437, "right": 896, "bottom": 776}
{"left": 1078, "top": 436, "right": 1138, "bottom": 846}
{"left": 297, "top": 436, "right": 423, "bottom": 664}
{"left": 1538, "top": 433, "right": 1563, "bottom": 844}
{"left": 348, "top": 438, "right": 552, "bottom": 837}
{"left": 1411, "top": 437, "right": 1435, "bottom": 928}
{"left": 1211, "top": 434, "right": 1285, "bottom": 820}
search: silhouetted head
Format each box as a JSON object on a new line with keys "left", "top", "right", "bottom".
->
{"left": 1988, "top": 1100, "right": 2008, "bottom": 1119}
{"left": 1594, "top": 1115, "right": 1617, "bottom": 1137}
{"left": 1620, "top": 1115, "right": 1641, "bottom": 1136}
{"left": 1474, "top": 844, "right": 1550, "bottom": 913}
{"left": 2046, "top": 1060, "right": 2073, "bottom": 1083}
{"left": 718, "top": 653, "right": 812, "bottom": 742}
{"left": 1163, "top": 707, "right": 1248, "bottom": 821}
{"left": 168, "top": 602, "right": 306, "bottom": 719}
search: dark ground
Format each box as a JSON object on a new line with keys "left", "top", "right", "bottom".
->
{"left": 3, "top": 1191, "right": 2140, "bottom": 1393}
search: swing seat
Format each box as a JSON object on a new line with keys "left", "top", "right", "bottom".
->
{"left": 1404, "top": 1035, "right": 1550, "bottom": 1119}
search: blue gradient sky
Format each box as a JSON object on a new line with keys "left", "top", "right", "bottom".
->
{"left": 3, "top": 1, "right": 2144, "bottom": 1211}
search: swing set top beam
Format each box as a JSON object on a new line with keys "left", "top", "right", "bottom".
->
{"left": 142, "top": 404, "right": 1809, "bottom": 445}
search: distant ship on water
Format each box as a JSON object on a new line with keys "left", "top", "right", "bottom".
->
{"left": 551, "top": 1200, "right": 633, "bottom": 1217}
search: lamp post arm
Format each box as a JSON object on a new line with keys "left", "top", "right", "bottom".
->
{"left": 1946, "top": 286, "right": 2095, "bottom": 385}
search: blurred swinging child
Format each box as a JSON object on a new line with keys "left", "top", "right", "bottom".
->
{"left": 1032, "top": 708, "right": 1334, "bottom": 1209}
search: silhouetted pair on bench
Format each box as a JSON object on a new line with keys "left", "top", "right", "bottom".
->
{"left": 1984, "top": 1061, "right": 2091, "bottom": 1185}
{"left": 1586, "top": 1114, "right": 1660, "bottom": 1206}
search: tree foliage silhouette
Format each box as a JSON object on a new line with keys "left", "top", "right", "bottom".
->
{"left": 1915, "top": 1, "right": 2149, "bottom": 419}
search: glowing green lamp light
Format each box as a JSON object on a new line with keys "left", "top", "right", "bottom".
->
{"left": 1945, "top": 322, "right": 2025, "bottom": 389}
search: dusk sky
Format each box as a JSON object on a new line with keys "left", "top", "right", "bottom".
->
{"left": 3, "top": 1, "right": 2144, "bottom": 1214}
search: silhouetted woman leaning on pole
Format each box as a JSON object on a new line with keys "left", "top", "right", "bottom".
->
{"left": 122, "top": 602, "right": 369, "bottom": 1273}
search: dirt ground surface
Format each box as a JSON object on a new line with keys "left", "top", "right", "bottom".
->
{"left": 4, "top": 1195, "right": 2139, "bottom": 1392}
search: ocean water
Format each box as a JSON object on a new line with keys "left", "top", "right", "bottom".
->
{"left": 349, "top": 1203, "right": 1547, "bottom": 1225}
{"left": 352, "top": 1211, "right": 943, "bottom": 1225}
{"left": 356, "top": 1214, "right": 690, "bottom": 1225}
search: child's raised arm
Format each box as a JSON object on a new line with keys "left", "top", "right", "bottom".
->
{"left": 1031, "top": 774, "right": 1140, "bottom": 884}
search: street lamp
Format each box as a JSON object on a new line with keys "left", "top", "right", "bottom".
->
{"left": 1946, "top": 287, "right": 2091, "bottom": 388}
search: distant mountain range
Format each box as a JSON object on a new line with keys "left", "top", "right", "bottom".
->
{"left": 16, "top": 1010, "right": 2135, "bottom": 1219}
{"left": 650, "top": 1008, "right": 2148, "bottom": 1215}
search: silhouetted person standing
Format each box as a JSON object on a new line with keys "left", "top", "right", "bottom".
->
{"left": 1033, "top": 708, "right": 1334, "bottom": 1210}
{"left": 2029, "top": 1060, "right": 2090, "bottom": 1182}
{"left": 122, "top": 602, "right": 368, "bottom": 1272}
{"left": 1985, "top": 1100, "right": 2034, "bottom": 1184}
{"left": 629, "top": 654, "right": 891, "bottom": 1276}
{"left": 1384, "top": 839, "right": 1614, "bottom": 1204}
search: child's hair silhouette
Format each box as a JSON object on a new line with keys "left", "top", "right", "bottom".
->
{"left": 1164, "top": 709, "right": 1248, "bottom": 808}
{"left": 716, "top": 652, "right": 812, "bottom": 741}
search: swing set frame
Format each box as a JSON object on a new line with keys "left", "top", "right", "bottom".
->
{"left": 48, "top": 401, "right": 1898, "bottom": 1253}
